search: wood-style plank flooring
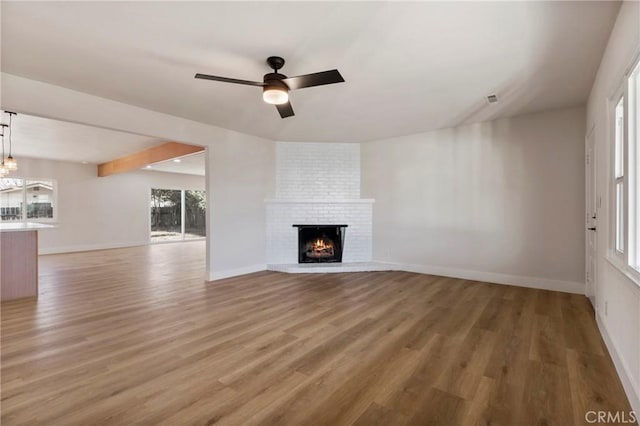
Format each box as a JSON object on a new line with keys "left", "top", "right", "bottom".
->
{"left": 1, "top": 242, "right": 632, "bottom": 425}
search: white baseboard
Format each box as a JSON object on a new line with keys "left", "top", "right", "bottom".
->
{"left": 375, "top": 261, "right": 585, "bottom": 294}
{"left": 597, "top": 313, "right": 640, "bottom": 417}
{"left": 267, "top": 262, "right": 394, "bottom": 273}
{"left": 208, "top": 264, "right": 267, "bottom": 281}
{"left": 39, "top": 241, "right": 149, "bottom": 255}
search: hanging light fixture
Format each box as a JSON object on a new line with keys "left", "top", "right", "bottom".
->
{"left": 0, "top": 123, "right": 8, "bottom": 177}
{"left": 4, "top": 112, "right": 17, "bottom": 171}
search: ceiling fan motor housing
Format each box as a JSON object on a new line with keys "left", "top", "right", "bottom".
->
{"left": 263, "top": 73, "right": 288, "bottom": 89}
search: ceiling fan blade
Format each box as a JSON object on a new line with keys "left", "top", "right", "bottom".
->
{"left": 194, "top": 73, "right": 265, "bottom": 87}
{"left": 282, "top": 70, "right": 344, "bottom": 90}
{"left": 276, "top": 101, "right": 294, "bottom": 118}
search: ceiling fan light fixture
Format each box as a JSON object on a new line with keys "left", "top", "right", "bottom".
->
{"left": 195, "top": 56, "right": 344, "bottom": 117}
{"left": 262, "top": 86, "right": 289, "bottom": 105}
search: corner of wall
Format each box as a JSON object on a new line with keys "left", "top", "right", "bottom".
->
{"left": 379, "top": 261, "right": 585, "bottom": 294}
{"left": 207, "top": 264, "right": 267, "bottom": 281}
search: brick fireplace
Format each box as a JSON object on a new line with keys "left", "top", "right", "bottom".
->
{"left": 265, "top": 142, "right": 375, "bottom": 269}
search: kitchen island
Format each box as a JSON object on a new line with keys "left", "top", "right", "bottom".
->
{"left": 1, "top": 223, "right": 53, "bottom": 301}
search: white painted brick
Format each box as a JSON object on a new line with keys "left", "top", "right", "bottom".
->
{"left": 267, "top": 142, "right": 373, "bottom": 264}
{"left": 275, "top": 142, "right": 360, "bottom": 199}
{"left": 266, "top": 201, "right": 373, "bottom": 264}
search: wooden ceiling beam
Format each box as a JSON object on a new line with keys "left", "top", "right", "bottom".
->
{"left": 97, "top": 142, "right": 205, "bottom": 177}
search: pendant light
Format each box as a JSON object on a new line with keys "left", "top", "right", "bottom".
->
{"left": 0, "top": 123, "right": 8, "bottom": 177}
{"left": 4, "top": 112, "right": 17, "bottom": 172}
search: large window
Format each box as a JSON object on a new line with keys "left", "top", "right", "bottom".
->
{"left": 612, "top": 56, "right": 640, "bottom": 277}
{"left": 614, "top": 96, "right": 625, "bottom": 254}
{"left": 150, "top": 188, "right": 205, "bottom": 242}
{"left": 629, "top": 59, "right": 640, "bottom": 272}
{"left": 0, "top": 178, "right": 56, "bottom": 222}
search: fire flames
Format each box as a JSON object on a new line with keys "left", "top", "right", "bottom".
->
{"left": 313, "top": 238, "right": 328, "bottom": 251}
{"left": 308, "top": 237, "right": 334, "bottom": 257}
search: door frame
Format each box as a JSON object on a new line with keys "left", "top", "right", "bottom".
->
{"left": 585, "top": 124, "right": 597, "bottom": 304}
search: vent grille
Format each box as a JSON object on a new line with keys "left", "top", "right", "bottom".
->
{"left": 486, "top": 94, "right": 498, "bottom": 104}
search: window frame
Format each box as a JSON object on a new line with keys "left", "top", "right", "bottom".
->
{"left": 0, "top": 177, "right": 58, "bottom": 224}
{"left": 608, "top": 53, "right": 640, "bottom": 284}
{"left": 149, "top": 187, "right": 206, "bottom": 243}
{"left": 612, "top": 92, "right": 626, "bottom": 257}
{"left": 627, "top": 56, "right": 640, "bottom": 275}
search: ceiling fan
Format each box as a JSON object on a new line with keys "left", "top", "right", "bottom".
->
{"left": 195, "top": 56, "right": 345, "bottom": 119}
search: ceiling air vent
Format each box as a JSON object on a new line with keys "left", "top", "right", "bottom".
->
{"left": 486, "top": 94, "right": 499, "bottom": 104}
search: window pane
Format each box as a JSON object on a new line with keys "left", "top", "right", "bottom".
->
{"left": 0, "top": 178, "right": 24, "bottom": 222}
{"left": 616, "top": 181, "right": 624, "bottom": 253}
{"left": 150, "top": 189, "right": 182, "bottom": 242}
{"left": 631, "top": 61, "right": 640, "bottom": 270}
{"left": 185, "top": 190, "right": 206, "bottom": 239}
{"left": 615, "top": 96, "right": 624, "bottom": 178}
{"left": 26, "top": 180, "right": 54, "bottom": 219}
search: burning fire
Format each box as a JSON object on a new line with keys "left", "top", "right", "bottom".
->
{"left": 313, "top": 238, "right": 328, "bottom": 251}
{"left": 308, "top": 237, "right": 334, "bottom": 258}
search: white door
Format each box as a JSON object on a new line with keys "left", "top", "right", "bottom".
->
{"left": 586, "top": 126, "right": 597, "bottom": 303}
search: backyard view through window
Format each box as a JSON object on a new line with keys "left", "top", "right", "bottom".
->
{"left": 150, "top": 188, "right": 206, "bottom": 242}
{"left": 0, "top": 178, "right": 55, "bottom": 222}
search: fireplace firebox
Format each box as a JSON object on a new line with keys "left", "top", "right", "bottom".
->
{"left": 293, "top": 224, "right": 348, "bottom": 263}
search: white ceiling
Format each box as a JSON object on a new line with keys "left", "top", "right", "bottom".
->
{"left": 4, "top": 112, "right": 205, "bottom": 175}
{"left": 1, "top": 1, "right": 620, "bottom": 143}
{"left": 145, "top": 152, "right": 205, "bottom": 176}
{"left": 3, "top": 113, "right": 164, "bottom": 164}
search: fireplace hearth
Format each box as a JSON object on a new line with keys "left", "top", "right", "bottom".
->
{"left": 293, "top": 225, "right": 348, "bottom": 263}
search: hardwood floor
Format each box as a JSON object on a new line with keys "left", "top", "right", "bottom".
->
{"left": 1, "top": 242, "right": 632, "bottom": 425}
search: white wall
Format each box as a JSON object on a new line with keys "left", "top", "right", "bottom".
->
{"left": 362, "top": 106, "right": 586, "bottom": 293}
{"left": 586, "top": 1, "right": 640, "bottom": 414}
{"left": 207, "top": 137, "right": 275, "bottom": 279}
{"left": 13, "top": 156, "right": 204, "bottom": 254}
{"left": 1, "top": 73, "right": 276, "bottom": 280}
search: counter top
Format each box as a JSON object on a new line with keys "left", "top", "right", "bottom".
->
{"left": 0, "top": 222, "right": 55, "bottom": 233}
